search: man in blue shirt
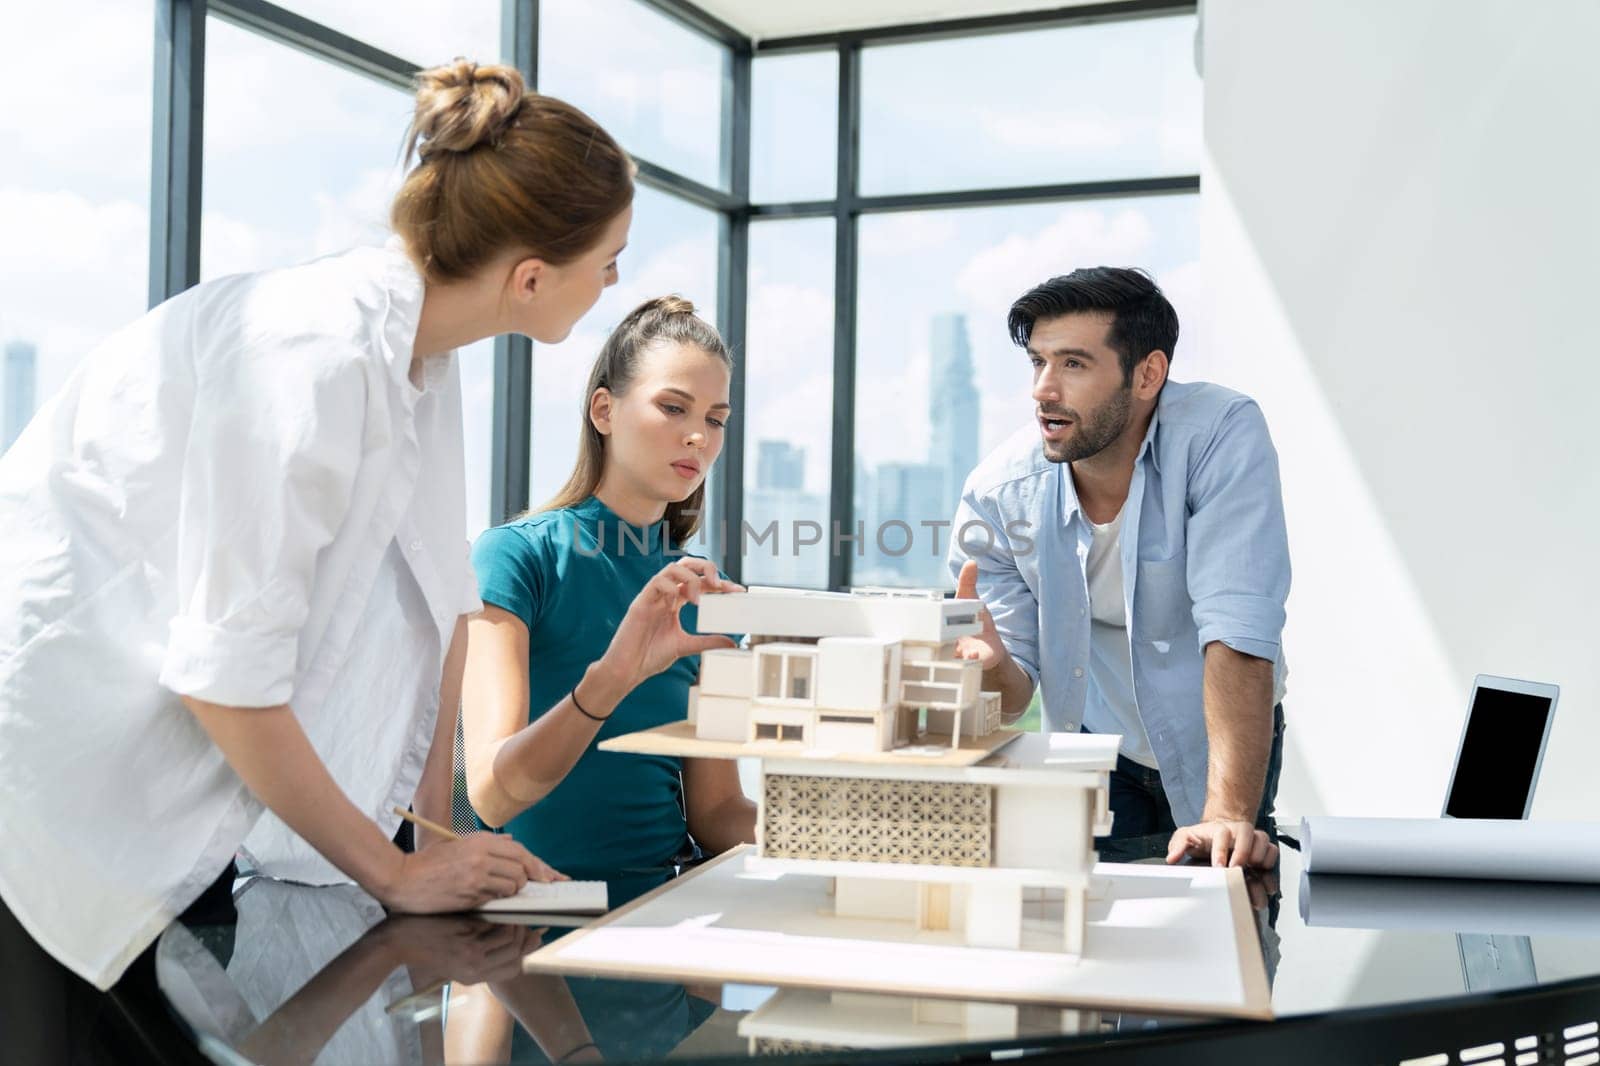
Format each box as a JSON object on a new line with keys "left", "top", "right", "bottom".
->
{"left": 948, "top": 268, "right": 1287, "bottom": 870}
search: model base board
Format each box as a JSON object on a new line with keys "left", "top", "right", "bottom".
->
{"left": 599, "top": 719, "right": 1023, "bottom": 767}
{"left": 524, "top": 846, "right": 1273, "bottom": 1019}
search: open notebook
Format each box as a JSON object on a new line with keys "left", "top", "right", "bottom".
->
{"left": 475, "top": 879, "right": 608, "bottom": 914}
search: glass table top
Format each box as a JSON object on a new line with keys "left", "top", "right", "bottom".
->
{"left": 154, "top": 831, "right": 1600, "bottom": 1064}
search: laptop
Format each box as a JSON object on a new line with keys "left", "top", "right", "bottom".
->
{"left": 1441, "top": 674, "right": 1559, "bottom": 820}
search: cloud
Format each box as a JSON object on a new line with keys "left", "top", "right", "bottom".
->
{"left": 954, "top": 205, "right": 1158, "bottom": 324}
{"left": 0, "top": 186, "right": 149, "bottom": 397}
{"left": 979, "top": 109, "right": 1127, "bottom": 155}
{"left": 227, "top": 0, "right": 500, "bottom": 69}
{"left": 861, "top": 212, "right": 960, "bottom": 257}
{"left": 745, "top": 280, "right": 835, "bottom": 492}
{"left": 311, "top": 165, "right": 404, "bottom": 257}
{"left": 3, "top": 2, "right": 153, "bottom": 201}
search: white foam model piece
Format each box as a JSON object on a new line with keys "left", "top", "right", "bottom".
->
{"left": 697, "top": 586, "right": 983, "bottom": 645}
{"left": 686, "top": 588, "right": 999, "bottom": 755}
{"left": 748, "top": 733, "right": 1116, "bottom": 957}
{"left": 735, "top": 988, "right": 1099, "bottom": 1053}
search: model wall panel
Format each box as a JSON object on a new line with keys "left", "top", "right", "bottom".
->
{"left": 993, "top": 784, "right": 1094, "bottom": 871}
{"left": 699, "top": 648, "right": 755, "bottom": 698}
{"left": 815, "top": 637, "right": 893, "bottom": 711}
{"left": 694, "top": 692, "right": 752, "bottom": 742}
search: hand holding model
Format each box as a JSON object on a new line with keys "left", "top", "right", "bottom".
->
{"left": 590, "top": 558, "right": 744, "bottom": 698}
{"left": 952, "top": 560, "right": 1010, "bottom": 673}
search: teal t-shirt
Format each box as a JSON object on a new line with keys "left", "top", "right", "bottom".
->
{"left": 471, "top": 496, "right": 714, "bottom": 874}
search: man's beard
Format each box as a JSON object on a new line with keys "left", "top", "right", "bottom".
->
{"left": 1041, "top": 386, "right": 1132, "bottom": 464}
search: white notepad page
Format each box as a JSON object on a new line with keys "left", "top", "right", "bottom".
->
{"left": 475, "top": 880, "right": 608, "bottom": 914}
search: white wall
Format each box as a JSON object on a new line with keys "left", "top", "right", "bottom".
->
{"left": 1196, "top": 1, "right": 1600, "bottom": 824}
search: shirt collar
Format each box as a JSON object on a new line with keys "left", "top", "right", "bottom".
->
{"left": 574, "top": 495, "right": 665, "bottom": 554}
{"left": 377, "top": 236, "right": 442, "bottom": 402}
{"left": 1138, "top": 400, "right": 1163, "bottom": 475}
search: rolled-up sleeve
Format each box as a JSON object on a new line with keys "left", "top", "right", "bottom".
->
{"left": 1185, "top": 400, "right": 1291, "bottom": 662}
{"left": 159, "top": 348, "right": 367, "bottom": 707}
{"left": 947, "top": 484, "right": 1041, "bottom": 686}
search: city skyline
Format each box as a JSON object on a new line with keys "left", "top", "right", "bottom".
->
{"left": 746, "top": 311, "right": 984, "bottom": 591}
{"left": 4, "top": 339, "right": 38, "bottom": 454}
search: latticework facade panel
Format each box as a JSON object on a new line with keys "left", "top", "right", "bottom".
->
{"left": 760, "top": 774, "right": 993, "bottom": 867}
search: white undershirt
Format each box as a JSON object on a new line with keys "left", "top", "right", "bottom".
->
{"left": 1080, "top": 506, "right": 1159, "bottom": 768}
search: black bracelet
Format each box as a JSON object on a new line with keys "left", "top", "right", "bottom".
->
{"left": 570, "top": 685, "right": 611, "bottom": 722}
{"left": 556, "top": 1041, "right": 598, "bottom": 1063}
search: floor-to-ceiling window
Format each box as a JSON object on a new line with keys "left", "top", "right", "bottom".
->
{"left": 0, "top": 0, "right": 154, "bottom": 457}
{"left": 745, "top": 9, "right": 1202, "bottom": 592}
{"left": 21, "top": 1, "right": 1196, "bottom": 570}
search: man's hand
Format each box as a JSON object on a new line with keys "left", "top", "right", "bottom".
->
{"left": 1166, "top": 819, "right": 1279, "bottom": 869}
{"left": 951, "top": 560, "right": 1037, "bottom": 718}
{"left": 953, "top": 560, "right": 1012, "bottom": 672}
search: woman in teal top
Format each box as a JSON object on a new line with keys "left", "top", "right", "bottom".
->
{"left": 462, "top": 296, "right": 756, "bottom": 876}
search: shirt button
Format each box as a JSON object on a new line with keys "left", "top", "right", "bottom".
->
{"left": 1072, "top": 667, "right": 1085, "bottom": 679}
{"left": 409, "top": 539, "right": 423, "bottom": 552}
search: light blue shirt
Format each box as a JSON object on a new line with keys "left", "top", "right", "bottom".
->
{"left": 948, "top": 380, "right": 1291, "bottom": 827}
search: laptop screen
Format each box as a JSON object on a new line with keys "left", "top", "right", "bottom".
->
{"left": 1444, "top": 685, "right": 1556, "bottom": 819}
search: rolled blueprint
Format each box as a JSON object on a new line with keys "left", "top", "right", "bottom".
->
{"left": 1299, "top": 872, "right": 1600, "bottom": 937}
{"left": 1300, "top": 817, "right": 1600, "bottom": 883}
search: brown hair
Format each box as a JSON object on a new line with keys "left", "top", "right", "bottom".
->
{"left": 391, "top": 59, "right": 634, "bottom": 282}
{"left": 540, "top": 296, "right": 734, "bottom": 547}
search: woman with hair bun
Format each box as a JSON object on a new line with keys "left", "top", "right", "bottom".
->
{"left": 0, "top": 57, "right": 633, "bottom": 1011}
{"left": 462, "top": 296, "right": 757, "bottom": 879}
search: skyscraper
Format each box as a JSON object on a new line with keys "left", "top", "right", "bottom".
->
{"left": 744, "top": 438, "right": 828, "bottom": 588}
{"left": 3, "top": 340, "right": 38, "bottom": 453}
{"left": 928, "top": 313, "right": 980, "bottom": 510}
{"left": 871, "top": 460, "right": 947, "bottom": 585}
{"left": 755, "top": 439, "right": 805, "bottom": 491}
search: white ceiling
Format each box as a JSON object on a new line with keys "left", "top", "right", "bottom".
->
{"left": 693, "top": 0, "right": 1110, "bottom": 43}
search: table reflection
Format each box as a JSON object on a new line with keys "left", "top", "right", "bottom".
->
{"left": 154, "top": 840, "right": 1292, "bottom": 1064}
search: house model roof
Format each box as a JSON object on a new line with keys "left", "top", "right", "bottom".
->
{"left": 698, "top": 587, "right": 983, "bottom": 644}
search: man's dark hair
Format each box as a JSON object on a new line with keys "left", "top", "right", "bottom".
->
{"left": 1007, "top": 267, "right": 1179, "bottom": 385}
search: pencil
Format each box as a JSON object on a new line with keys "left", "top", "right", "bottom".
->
{"left": 392, "top": 805, "right": 460, "bottom": 841}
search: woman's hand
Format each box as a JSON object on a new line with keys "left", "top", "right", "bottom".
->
{"left": 595, "top": 559, "right": 742, "bottom": 694}
{"left": 376, "top": 832, "right": 564, "bottom": 913}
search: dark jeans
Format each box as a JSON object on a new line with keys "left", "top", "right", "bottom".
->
{"left": 1090, "top": 704, "right": 1286, "bottom": 842}
{"left": 0, "top": 863, "right": 236, "bottom": 1066}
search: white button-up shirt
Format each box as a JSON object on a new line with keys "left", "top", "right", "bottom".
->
{"left": 0, "top": 241, "right": 480, "bottom": 989}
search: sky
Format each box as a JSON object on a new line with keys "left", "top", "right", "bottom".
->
{"left": 0, "top": 1, "right": 1200, "bottom": 566}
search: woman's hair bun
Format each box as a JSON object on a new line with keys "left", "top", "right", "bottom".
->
{"left": 406, "top": 59, "right": 526, "bottom": 162}
{"left": 640, "top": 295, "right": 698, "bottom": 317}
